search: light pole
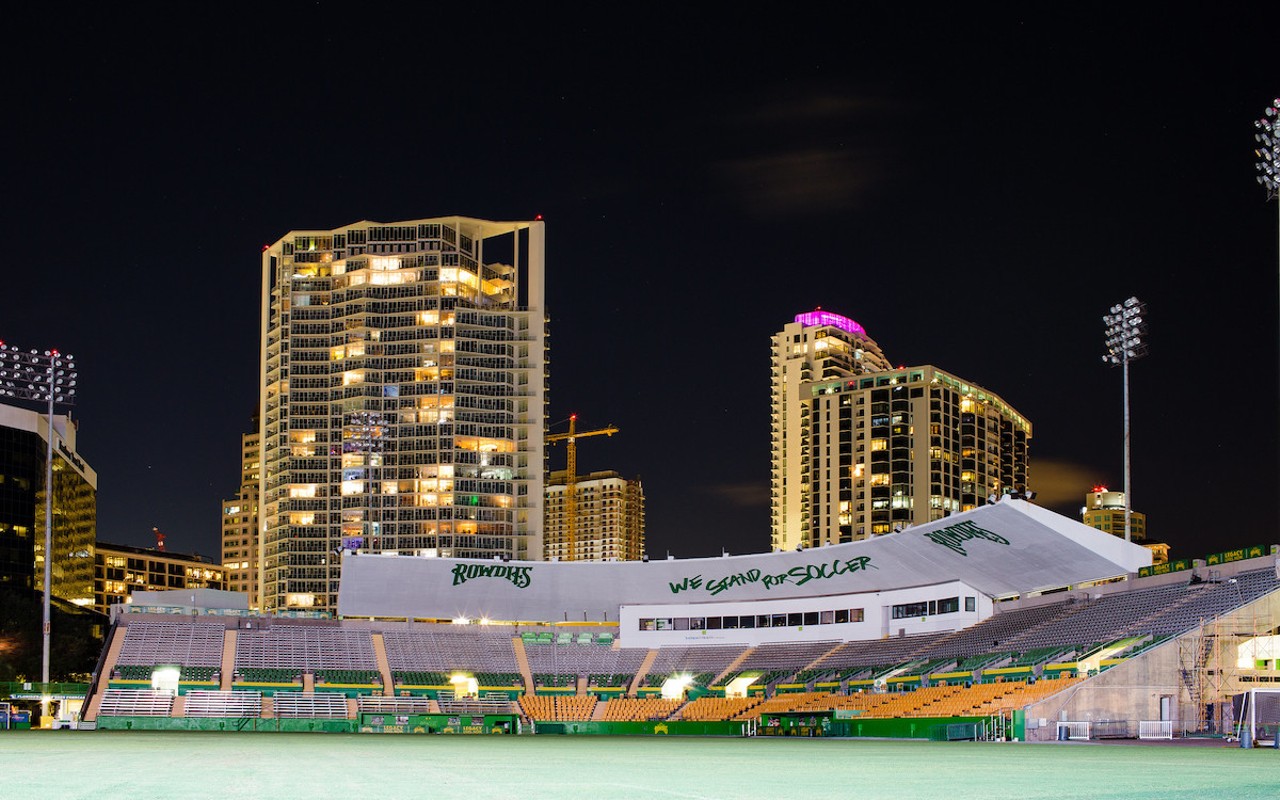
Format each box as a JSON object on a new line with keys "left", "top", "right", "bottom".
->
{"left": 0, "top": 342, "right": 78, "bottom": 717}
{"left": 1254, "top": 98, "right": 1280, "bottom": 505}
{"left": 1102, "top": 298, "right": 1147, "bottom": 542}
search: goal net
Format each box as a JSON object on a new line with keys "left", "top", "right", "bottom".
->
{"left": 1231, "top": 689, "right": 1280, "bottom": 747}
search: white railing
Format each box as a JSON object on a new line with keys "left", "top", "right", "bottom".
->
{"left": 98, "top": 689, "right": 174, "bottom": 717}
{"left": 1056, "top": 721, "right": 1091, "bottom": 740}
{"left": 184, "top": 690, "right": 262, "bottom": 718}
{"left": 1138, "top": 720, "right": 1174, "bottom": 740}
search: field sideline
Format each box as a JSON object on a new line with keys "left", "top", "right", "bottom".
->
{"left": 4, "top": 731, "right": 1278, "bottom": 800}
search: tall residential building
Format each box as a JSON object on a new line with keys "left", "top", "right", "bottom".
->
{"left": 1081, "top": 486, "right": 1166, "bottom": 562}
{"left": 0, "top": 403, "right": 96, "bottom": 606}
{"left": 545, "top": 470, "right": 645, "bottom": 561}
{"left": 260, "top": 216, "right": 546, "bottom": 612}
{"left": 771, "top": 310, "right": 892, "bottom": 551}
{"left": 787, "top": 365, "right": 1030, "bottom": 548}
{"left": 220, "top": 417, "right": 260, "bottom": 607}
{"left": 94, "top": 541, "right": 227, "bottom": 614}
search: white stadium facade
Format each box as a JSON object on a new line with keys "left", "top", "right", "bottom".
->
{"left": 338, "top": 501, "right": 1151, "bottom": 646}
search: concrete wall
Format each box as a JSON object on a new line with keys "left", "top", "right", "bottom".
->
{"left": 1023, "top": 585, "right": 1280, "bottom": 742}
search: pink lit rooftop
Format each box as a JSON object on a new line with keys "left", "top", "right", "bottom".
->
{"left": 794, "top": 310, "right": 866, "bottom": 337}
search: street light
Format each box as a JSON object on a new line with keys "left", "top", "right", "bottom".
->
{"left": 1102, "top": 298, "right": 1147, "bottom": 542}
{"left": 0, "top": 342, "right": 78, "bottom": 718}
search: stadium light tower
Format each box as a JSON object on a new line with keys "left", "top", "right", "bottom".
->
{"left": 1102, "top": 298, "right": 1147, "bottom": 542}
{"left": 1255, "top": 97, "right": 1280, "bottom": 303}
{"left": 0, "top": 342, "right": 78, "bottom": 715}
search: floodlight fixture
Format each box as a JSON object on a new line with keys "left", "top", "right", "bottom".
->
{"left": 1258, "top": 98, "right": 1280, "bottom": 200}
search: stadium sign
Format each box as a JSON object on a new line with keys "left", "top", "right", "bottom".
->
{"left": 1205, "top": 545, "right": 1270, "bottom": 567}
{"left": 450, "top": 563, "right": 533, "bottom": 589}
{"left": 1137, "top": 559, "right": 1192, "bottom": 578}
{"left": 668, "top": 555, "right": 875, "bottom": 597}
{"left": 921, "top": 521, "right": 1010, "bottom": 557}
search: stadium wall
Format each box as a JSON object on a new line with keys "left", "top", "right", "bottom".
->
{"left": 531, "top": 720, "right": 748, "bottom": 736}
{"left": 96, "top": 717, "right": 357, "bottom": 733}
{"left": 1021, "top": 585, "right": 1280, "bottom": 741}
{"left": 619, "top": 579, "right": 992, "bottom": 647}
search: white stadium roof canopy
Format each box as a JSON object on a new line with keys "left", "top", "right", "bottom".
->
{"left": 336, "top": 501, "right": 1152, "bottom": 623}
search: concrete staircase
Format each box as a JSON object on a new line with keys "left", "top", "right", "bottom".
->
{"left": 712, "top": 647, "right": 755, "bottom": 685}
{"left": 512, "top": 637, "right": 534, "bottom": 694}
{"left": 81, "top": 624, "right": 129, "bottom": 723}
{"left": 628, "top": 649, "right": 659, "bottom": 696}
{"left": 220, "top": 629, "right": 237, "bottom": 690}
{"left": 371, "top": 633, "right": 395, "bottom": 695}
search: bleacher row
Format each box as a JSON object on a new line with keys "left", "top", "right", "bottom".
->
{"left": 97, "top": 565, "right": 1280, "bottom": 722}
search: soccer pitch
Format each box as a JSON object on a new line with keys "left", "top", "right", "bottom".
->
{"left": 5, "top": 732, "right": 1278, "bottom": 800}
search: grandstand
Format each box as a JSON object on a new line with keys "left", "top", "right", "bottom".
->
{"left": 78, "top": 502, "right": 1280, "bottom": 742}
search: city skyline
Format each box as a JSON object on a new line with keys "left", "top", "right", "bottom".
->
{"left": 3, "top": 9, "right": 1277, "bottom": 564}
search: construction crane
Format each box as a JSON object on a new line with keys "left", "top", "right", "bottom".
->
{"left": 546, "top": 414, "right": 618, "bottom": 561}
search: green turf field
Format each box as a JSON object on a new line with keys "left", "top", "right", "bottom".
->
{"left": 4, "top": 731, "right": 1278, "bottom": 799}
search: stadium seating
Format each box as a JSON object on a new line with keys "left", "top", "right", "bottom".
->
{"left": 88, "top": 560, "right": 1280, "bottom": 735}
{"left": 676, "top": 696, "right": 762, "bottom": 721}
{"left": 518, "top": 693, "right": 597, "bottom": 721}
{"left": 115, "top": 621, "right": 224, "bottom": 668}
{"left": 183, "top": 690, "right": 262, "bottom": 718}
{"left": 383, "top": 628, "right": 519, "bottom": 674}
{"left": 598, "top": 697, "right": 682, "bottom": 721}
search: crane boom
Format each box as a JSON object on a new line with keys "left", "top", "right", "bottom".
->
{"left": 546, "top": 414, "right": 618, "bottom": 561}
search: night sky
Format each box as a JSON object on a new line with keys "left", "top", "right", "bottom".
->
{"left": 4, "top": 8, "right": 1277, "bottom": 564}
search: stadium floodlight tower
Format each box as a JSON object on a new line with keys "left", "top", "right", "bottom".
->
{"left": 1255, "top": 98, "right": 1280, "bottom": 365}
{"left": 1102, "top": 298, "right": 1147, "bottom": 542}
{"left": 0, "top": 342, "right": 78, "bottom": 716}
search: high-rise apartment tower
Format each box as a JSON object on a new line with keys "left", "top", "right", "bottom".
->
{"left": 220, "top": 419, "right": 260, "bottom": 607}
{"left": 800, "top": 366, "right": 1030, "bottom": 546}
{"left": 770, "top": 310, "right": 891, "bottom": 551}
{"left": 260, "top": 216, "right": 546, "bottom": 612}
{"left": 545, "top": 470, "right": 645, "bottom": 562}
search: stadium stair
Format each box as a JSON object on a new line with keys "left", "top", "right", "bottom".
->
{"left": 261, "top": 696, "right": 274, "bottom": 719}
{"left": 221, "top": 629, "right": 237, "bottom": 691}
{"left": 713, "top": 647, "right": 755, "bottom": 686}
{"left": 798, "top": 643, "right": 844, "bottom": 682}
{"left": 82, "top": 623, "right": 129, "bottom": 724}
{"left": 512, "top": 636, "right": 534, "bottom": 693}
{"left": 629, "top": 649, "right": 658, "bottom": 697}
{"left": 303, "top": 673, "right": 315, "bottom": 693}
{"left": 171, "top": 695, "right": 186, "bottom": 718}
{"left": 371, "top": 633, "right": 395, "bottom": 694}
